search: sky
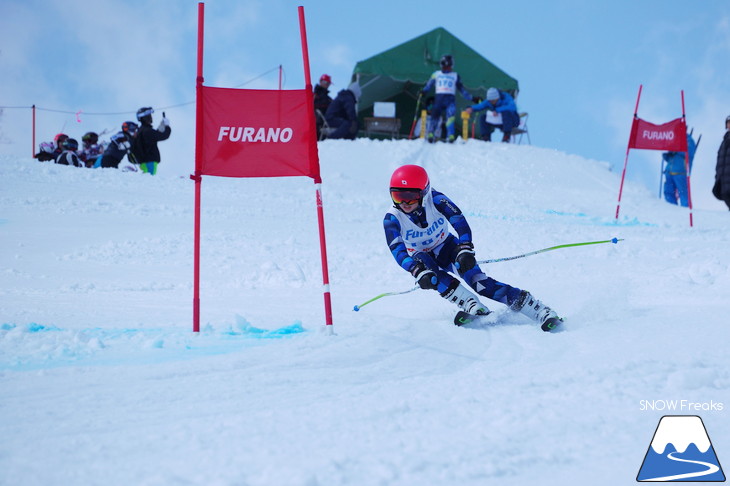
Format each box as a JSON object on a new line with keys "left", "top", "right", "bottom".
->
{"left": 1, "top": 0, "right": 728, "bottom": 209}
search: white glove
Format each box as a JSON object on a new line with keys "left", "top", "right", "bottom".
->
{"left": 157, "top": 116, "right": 170, "bottom": 132}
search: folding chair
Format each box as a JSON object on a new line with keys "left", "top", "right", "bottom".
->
{"left": 315, "top": 109, "right": 334, "bottom": 141}
{"left": 510, "top": 112, "right": 530, "bottom": 144}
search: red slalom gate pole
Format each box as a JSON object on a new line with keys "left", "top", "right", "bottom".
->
{"left": 32, "top": 105, "right": 36, "bottom": 158}
{"left": 299, "top": 6, "right": 334, "bottom": 331}
{"left": 615, "top": 84, "right": 643, "bottom": 220}
{"left": 681, "top": 90, "right": 694, "bottom": 228}
{"left": 192, "top": 2, "right": 205, "bottom": 332}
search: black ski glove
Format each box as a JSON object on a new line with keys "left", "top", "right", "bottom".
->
{"left": 410, "top": 262, "right": 438, "bottom": 290}
{"left": 454, "top": 242, "right": 476, "bottom": 272}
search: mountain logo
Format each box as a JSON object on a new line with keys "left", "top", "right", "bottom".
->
{"left": 637, "top": 415, "right": 725, "bottom": 482}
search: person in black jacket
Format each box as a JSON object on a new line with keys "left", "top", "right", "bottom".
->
{"left": 324, "top": 81, "right": 361, "bottom": 140}
{"left": 132, "top": 107, "right": 171, "bottom": 175}
{"left": 95, "top": 121, "right": 138, "bottom": 169}
{"left": 313, "top": 74, "right": 333, "bottom": 139}
{"left": 713, "top": 115, "right": 730, "bottom": 210}
{"left": 54, "top": 138, "right": 83, "bottom": 167}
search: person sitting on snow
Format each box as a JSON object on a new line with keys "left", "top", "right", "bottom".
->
{"left": 662, "top": 132, "right": 697, "bottom": 207}
{"left": 80, "top": 132, "right": 105, "bottom": 168}
{"left": 324, "top": 81, "right": 361, "bottom": 140}
{"left": 420, "top": 54, "right": 473, "bottom": 143}
{"left": 54, "top": 138, "right": 83, "bottom": 167}
{"left": 465, "top": 87, "right": 519, "bottom": 142}
{"left": 383, "top": 164, "right": 563, "bottom": 331}
{"left": 35, "top": 133, "right": 68, "bottom": 162}
{"left": 94, "top": 121, "right": 138, "bottom": 169}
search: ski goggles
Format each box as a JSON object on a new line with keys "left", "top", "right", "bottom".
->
{"left": 390, "top": 189, "right": 423, "bottom": 205}
{"left": 138, "top": 107, "right": 154, "bottom": 118}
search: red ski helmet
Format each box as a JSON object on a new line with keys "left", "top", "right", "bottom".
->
{"left": 54, "top": 133, "right": 69, "bottom": 148}
{"left": 389, "top": 165, "right": 430, "bottom": 205}
{"left": 319, "top": 74, "right": 332, "bottom": 84}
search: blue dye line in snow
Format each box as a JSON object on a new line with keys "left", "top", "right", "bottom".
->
{"left": 544, "top": 210, "right": 657, "bottom": 227}
{"left": 222, "top": 322, "right": 305, "bottom": 338}
{"left": 0, "top": 320, "right": 308, "bottom": 371}
{"left": 465, "top": 210, "right": 656, "bottom": 227}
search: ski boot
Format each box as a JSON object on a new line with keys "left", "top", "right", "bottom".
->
{"left": 511, "top": 290, "right": 562, "bottom": 332}
{"left": 442, "top": 281, "right": 490, "bottom": 326}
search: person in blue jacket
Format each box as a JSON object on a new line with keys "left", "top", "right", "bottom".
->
{"left": 465, "top": 87, "right": 519, "bottom": 142}
{"left": 662, "top": 132, "right": 697, "bottom": 207}
{"left": 324, "top": 81, "right": 361, "bottom": 140}
{"left": 383, "top": 164, "right": 562, "bottom": 331}
{"left": 421, "top": 55, "right": 473, "bottom": 143}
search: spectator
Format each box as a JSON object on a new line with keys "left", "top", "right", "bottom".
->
{"left": 713, "top": 115, "right": 730, "bottom": 210}
{"left": 35, "top": 133, "right": 68, "bottom": 162}
{"left": 420, "top": 54, "right": 473, "bottom": 143}
{"left": 662, "top": 132, "right": 697, "bottom": 207}
{"left": 324, "top": 81, "right": 361, "bottom": 140}
{"left": 80, "top": 132, "right": 105, "bottom": 168}
{"left": 54, "top": 138, "right": 83, "bottom": 167}
{"left": 132, "top": 107, "right": 171, "bottom": 175}
{"left": 465, "top": 87, "right": 519, "bottom": 142}
{"left": 314, "top": 74, "right": 333, "bottom": 139}
{"left": 95, "top": 121, "right": 138, "bottom": 169}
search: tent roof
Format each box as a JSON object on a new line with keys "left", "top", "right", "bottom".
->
{"left": 352, "top": 27, "right": 518, "bottom": 94}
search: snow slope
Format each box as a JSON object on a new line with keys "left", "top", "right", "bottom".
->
{"left": 1, "top": 139, "right": 729, "bottom": 486}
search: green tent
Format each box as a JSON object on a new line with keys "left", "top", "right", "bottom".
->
{"left": 351, "top": 27, "right": 519, "bottom": 138}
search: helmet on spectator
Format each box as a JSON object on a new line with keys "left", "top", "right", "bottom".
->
{"left": 122, "top": 121, "right": 139, "bottom": 135}
{"left": 54, "top": 133, "right": 69, "bottom": 148}
{"left": 319, "top": 74, "right": 332, "bottom": 85}
{"left": 62, "top": 138, "right": 79, "bottom": 151}
{"left": 136, "top": 107, "right": 154, "bottom": 124}
{"left": 82, "top": 132, "right": 98, "bottom": 145}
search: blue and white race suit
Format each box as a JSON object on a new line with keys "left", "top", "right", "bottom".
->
{"left": 383, "top": 188, "right": 522, "bottom": 306}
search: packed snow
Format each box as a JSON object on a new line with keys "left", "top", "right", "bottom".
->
{"left": 1, "top": 139, "right": 728, "bottom": 486}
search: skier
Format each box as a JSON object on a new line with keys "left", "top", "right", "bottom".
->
{"left": 662, "top": 132, "right": 697, "bottom": 207}
{"left": 420, "top": 54, "right": 473, "bottom": 143}
{"left": 132, "top": 107, "right": 171, "bottom": 175}
{"left": 383, "top": 164, "right": 562, "bottom": 331}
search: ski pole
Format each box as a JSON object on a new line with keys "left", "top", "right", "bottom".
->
{"left": 353, "top": 286, "right": 419, "bottom": 311}
{"left": 477, "top": 238, "right": 623, "bottom": 264}
{"left": 408, "top": 92, "right": 423, "bottom": 140}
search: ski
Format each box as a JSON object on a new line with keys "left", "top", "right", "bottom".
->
{"left": 455, "top": 310, "right": 565, "bottom": 332}
{"left": 453, "top": 310, "right": 490, "bottom": 326}
{"left": 541, "top": 317, "right": 563, "bottom": 332}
